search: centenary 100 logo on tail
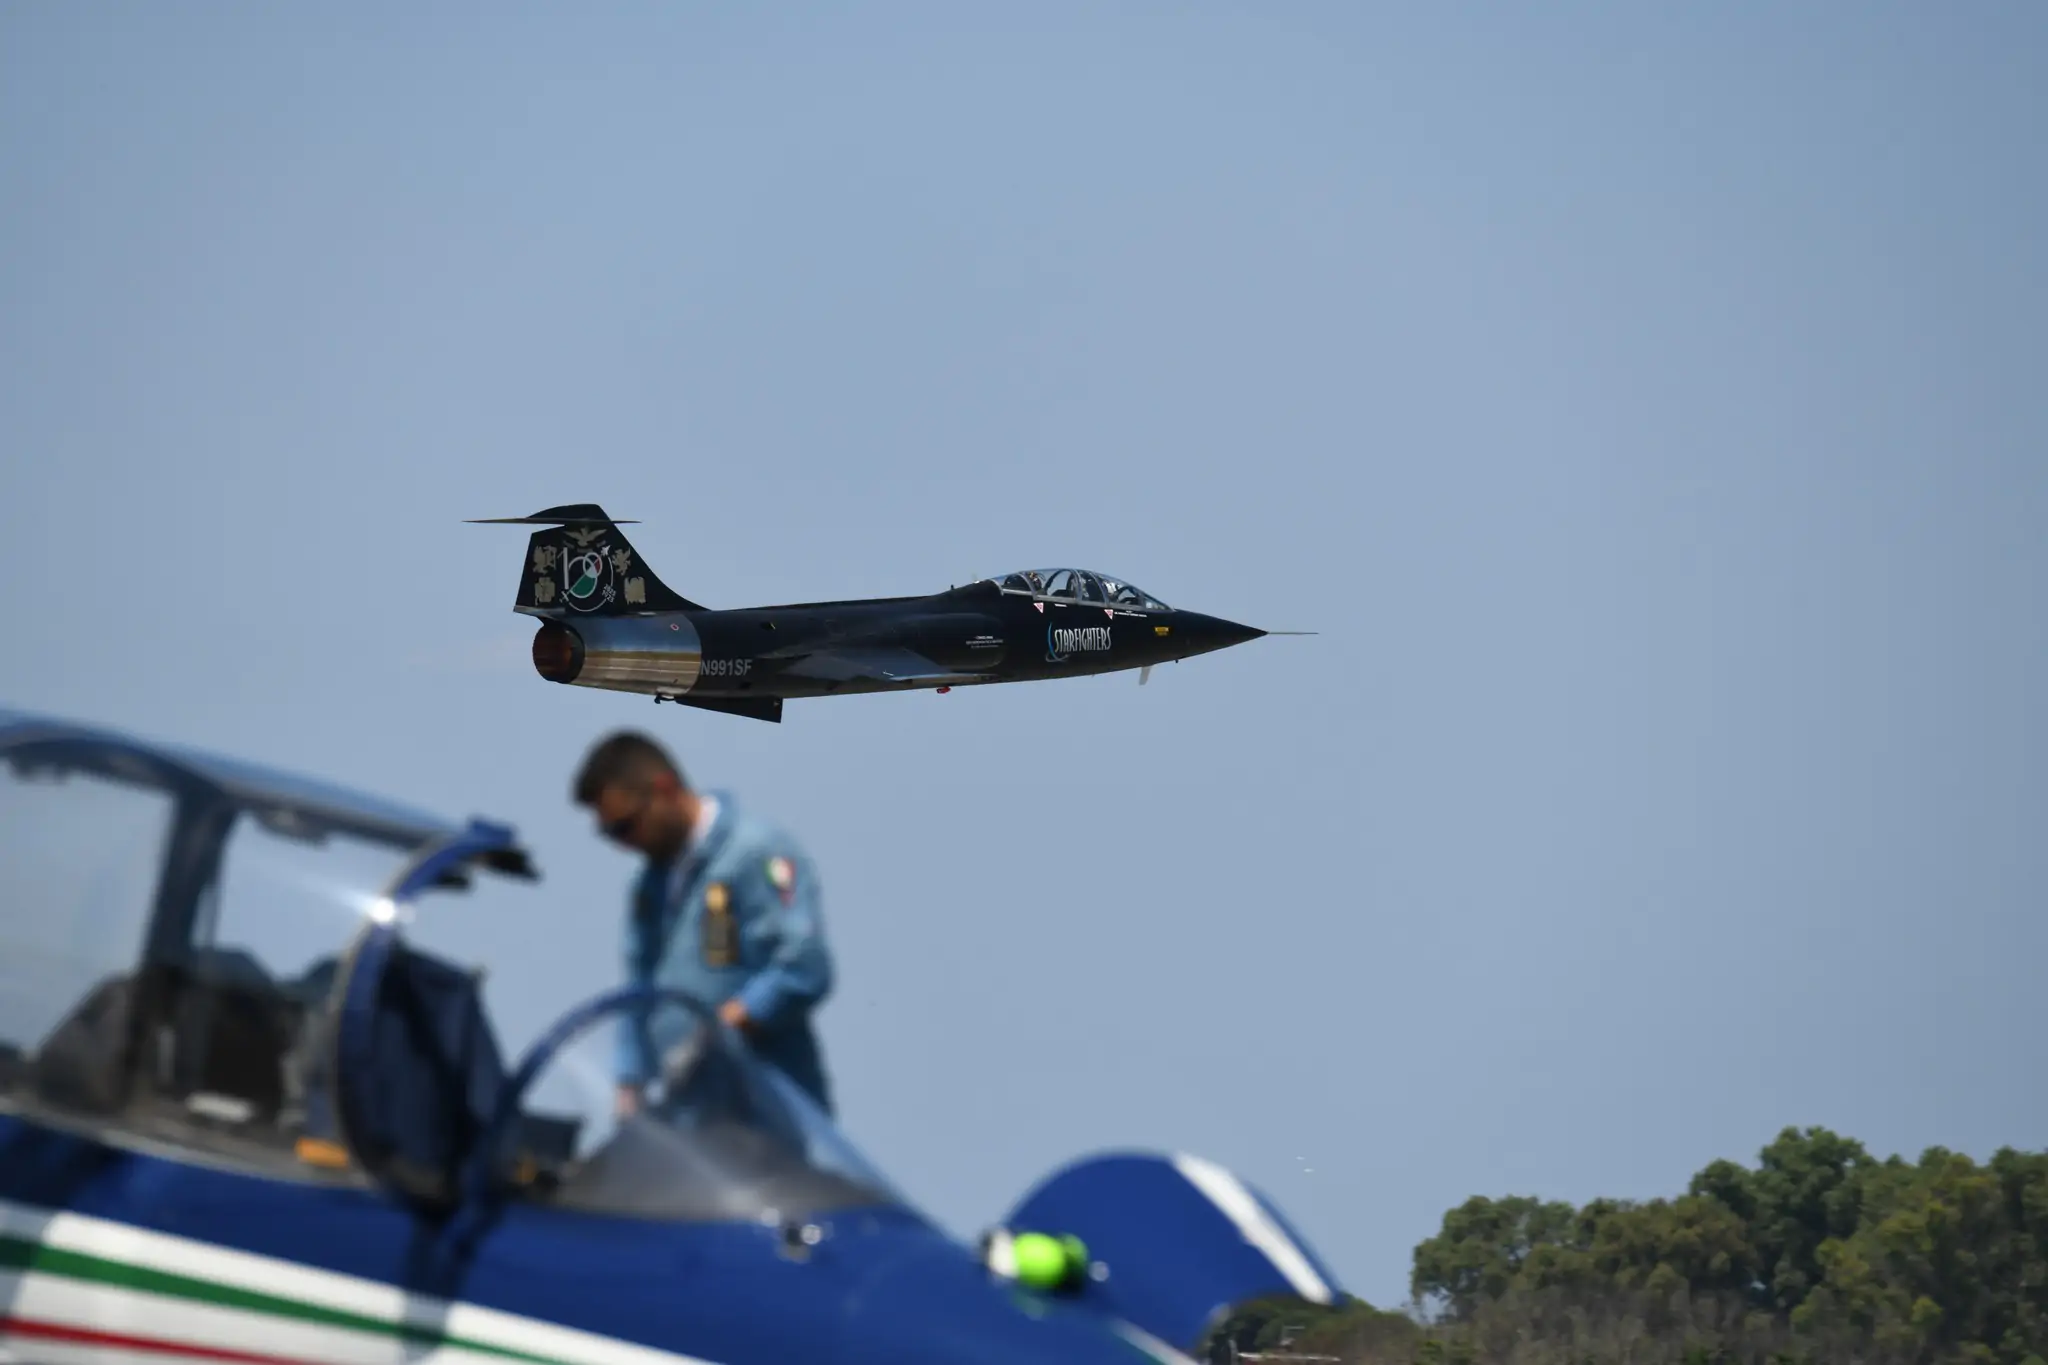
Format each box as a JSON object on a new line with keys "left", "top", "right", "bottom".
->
{"left": 529, "top": 536, "right": 648, "bottom": 612}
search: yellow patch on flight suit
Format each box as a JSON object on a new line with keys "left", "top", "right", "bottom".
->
{"left": 701, "top": 881, "right": 737, "bottom": 968}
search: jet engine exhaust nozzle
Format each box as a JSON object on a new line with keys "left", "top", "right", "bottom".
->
{"left": 532, "top": 621, "right": 585, "bottom": 684}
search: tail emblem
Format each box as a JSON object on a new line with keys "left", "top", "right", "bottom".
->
{"left": 567, "top": 550, "right": 608, "bottom": 603}
{"left": 527, "top": 543, "right": 634, "bottom": 610}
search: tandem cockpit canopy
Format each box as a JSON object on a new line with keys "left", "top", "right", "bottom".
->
{"left": 0, "top": 705, "right": 536, "bottom": 1172}
{"left": 983, "top": 569, "right": 1172, "bottom": 611}
{"left": 0, "top": 706, "right": 907, "bottom": 1228}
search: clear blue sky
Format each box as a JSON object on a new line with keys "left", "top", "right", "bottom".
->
{"left": 3, "top": 2, "right": 2044, "bottom": 1308}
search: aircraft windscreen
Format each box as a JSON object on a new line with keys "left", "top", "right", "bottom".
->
{"left": 0, "top": 747, "right": 435, "bottom": 1157}
{"left": 0, "top": 757, "right": 173, "bottom": 1090}
{"left": 501, "top": 999, "right": 907, "bottom": 1224}
{"left": 389, "top": 870, "right": 907, "bottom": 1224}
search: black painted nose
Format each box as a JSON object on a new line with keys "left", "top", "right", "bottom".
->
{"left": 1214, "top": 617, "right": 1266, "bottom": 647}
{"left": 1176, "top": 613, "right": 1265, "bottom": 654}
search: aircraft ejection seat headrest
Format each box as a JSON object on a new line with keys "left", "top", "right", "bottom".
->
{"left": 334, "top": 942, "right": 507, "bottom": 1209}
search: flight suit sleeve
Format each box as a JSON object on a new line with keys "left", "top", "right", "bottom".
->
{"left": 731, "top": 838, "right": 834, "bottom": 1031}
{"left": 615, "top": 890, "right": 658, "bottom": 1086}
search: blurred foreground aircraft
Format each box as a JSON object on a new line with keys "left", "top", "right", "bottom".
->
{"left": 0, "top": 706, "right": 1344, "bottom": 1364}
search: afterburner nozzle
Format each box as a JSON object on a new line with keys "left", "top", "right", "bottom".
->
{"left": 531, "top": 621, "right": 585, "bottom": 684}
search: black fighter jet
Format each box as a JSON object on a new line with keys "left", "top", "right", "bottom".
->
{"left": 471, "top": 504, "right": 1303, "bottom": 722}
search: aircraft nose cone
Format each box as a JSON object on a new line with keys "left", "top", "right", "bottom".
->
{"left": 1214, "top": 617, "right": 1265, "bottom": 647}
{"left": 1175, "top": 613, "right": 1264, "bottom": 655}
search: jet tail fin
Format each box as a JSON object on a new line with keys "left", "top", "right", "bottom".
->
{"left": 469, "top": 504, "right": 704, "bottom": 615}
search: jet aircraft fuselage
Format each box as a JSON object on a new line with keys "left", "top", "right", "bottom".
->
{"left": 479, "top": 505, "right": 1281, "bottom": 722}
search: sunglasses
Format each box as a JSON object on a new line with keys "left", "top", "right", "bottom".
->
{"left": 601, "top": 798, "right": 648, "bottom": 843}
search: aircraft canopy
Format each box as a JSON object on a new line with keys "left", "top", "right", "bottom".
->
{"left": 983, "top": 569, "right": 1171, "bottom": 611}
{"left": 0, "top": 705, "right": 909, "bottom": 1227}
{"left": 518, "top": 999, "right": 905, "bottom": 1222}
{"left": 0, "top": 706, "right": 531, "bottom": 1182}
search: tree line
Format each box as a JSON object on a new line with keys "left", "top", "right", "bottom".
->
{"left": 1205, "top": 1128, "right": 2048, "bottom": 1365}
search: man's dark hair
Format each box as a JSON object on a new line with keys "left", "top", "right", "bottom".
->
{"left": 573, "top": 731, "right": 686, "bottom": 806}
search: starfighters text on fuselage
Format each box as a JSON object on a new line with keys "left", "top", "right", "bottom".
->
{"left": 468, "top": 504, "right": 1307, "bottom": 723}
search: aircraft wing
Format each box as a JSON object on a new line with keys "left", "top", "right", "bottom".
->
{"left": 779, "top": 647, "right": 990, "bottom": 686}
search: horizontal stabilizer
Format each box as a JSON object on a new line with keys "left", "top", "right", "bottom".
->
{"left": 467, "top": 503, "right": 639, "bottom": 527}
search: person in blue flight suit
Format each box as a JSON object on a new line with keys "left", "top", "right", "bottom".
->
{"left": 572, "top": 731, "right": 836, "bottom": 1116}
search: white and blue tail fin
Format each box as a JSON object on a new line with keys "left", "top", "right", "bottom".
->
{"left": 995, "top": 1150, "right": 1342, "bottom": 1353}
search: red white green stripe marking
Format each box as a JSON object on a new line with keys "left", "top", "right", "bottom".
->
{"left": 0, "top": 1316, "right": 323, "bottom": 1365}
{"left": 0, "top": 1198, "right": 719, "bottom": 1365}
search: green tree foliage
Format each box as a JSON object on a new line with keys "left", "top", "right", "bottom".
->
{"left": 1686, "top": 1126, "right": 1876, "bottom": 1315}
{"left": 1212, "top": 1129, "right": 2047, "bottom": 1365}
{"left": 1409, "top": 1195, "right": 1581, "bottom": 1319}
